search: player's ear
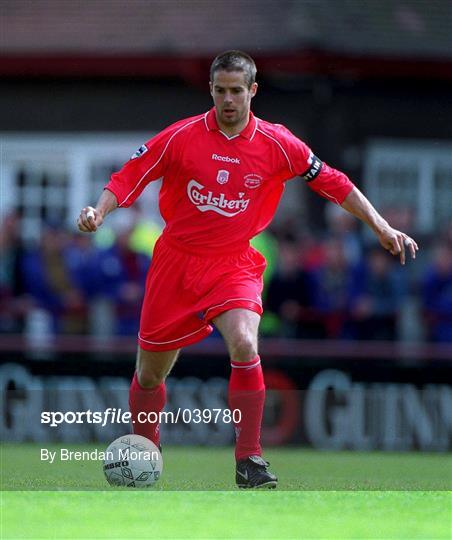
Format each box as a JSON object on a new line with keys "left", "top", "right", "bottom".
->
{"left": 209, "top": 81, "right": 214, "bottom": 97}
{"left": 250, "top": 82, "right": 258, "bottom": 98}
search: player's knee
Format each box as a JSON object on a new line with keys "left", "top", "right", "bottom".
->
{"left": 136, "top": 364, "right": 165, "bottom": 389}
{"left": 230, "top": 334, "right": 257, "bottom": 362}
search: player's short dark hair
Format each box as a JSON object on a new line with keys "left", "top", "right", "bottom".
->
{"left": 210, "top": 50, "right": 257, "bottom": 88}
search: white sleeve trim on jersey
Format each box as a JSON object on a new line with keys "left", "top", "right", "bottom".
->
{"left": 319, "top": 189, "right": 340, "bottom": 205}
{"left": 118, "top": 116, "right": 204, "bottom": 207}
{"left": 256, "top": 128, "right": 294, "bottom": 173}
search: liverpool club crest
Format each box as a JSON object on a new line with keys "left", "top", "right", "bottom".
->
{"left": 216, "top": 169, "right": 230, "bottom": 184}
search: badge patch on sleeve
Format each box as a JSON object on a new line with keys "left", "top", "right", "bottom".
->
{"left": 130, "top": 144, "right": 148, "bottom": 160}
{"left": 300, "top": 152, "right": 323, "bottom": 182}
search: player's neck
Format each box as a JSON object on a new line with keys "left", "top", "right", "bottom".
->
{"left": 215, "top": 112, "right": 250, "bottom": 138}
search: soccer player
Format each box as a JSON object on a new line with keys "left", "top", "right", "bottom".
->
{"left": 78, "top": 50, "right": 418, "bottom": 489}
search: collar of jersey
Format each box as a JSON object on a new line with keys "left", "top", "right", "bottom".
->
{"left": 205, "top": 108, "right": 257, "bottom": 140}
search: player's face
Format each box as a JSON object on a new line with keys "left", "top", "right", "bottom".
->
{"left": 210, "top": 70, "right": 257, "bottom": 133}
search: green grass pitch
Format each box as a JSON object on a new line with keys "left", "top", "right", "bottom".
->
{"left": 1, "top": 444, "right": 451, "bottom": 539}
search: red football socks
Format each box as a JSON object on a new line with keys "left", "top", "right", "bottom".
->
{"left": 129, "top": 371, "right": 166, "bottom": 447}
{"left": 129, "top": 357, "right": 265, "bottom": 458}
{"left": 228, "top": 355, "right": 266, "bottom": 461}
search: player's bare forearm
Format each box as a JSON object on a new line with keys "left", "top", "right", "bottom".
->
{"left": 341, "top": 186, "right": 418, "bottom": 265}
{"left": 77, "top": 189, "right": 118, "bottom": 233}
{"left": 341, "top": 187, "right": 389, "bottom": 235}
{"left": 94, "top": 189, "right": 119, "bottom": 219}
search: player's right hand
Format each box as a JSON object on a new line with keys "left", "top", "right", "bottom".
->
{"left": 77, "top": 206, "right": 103, "bottom": 233}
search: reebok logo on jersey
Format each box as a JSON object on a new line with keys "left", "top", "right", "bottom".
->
{"left": 187, "top": 180, "right": 250, "bottom": 217}
{"left": 212, "top": 153, "right": 240, "bottom": 165}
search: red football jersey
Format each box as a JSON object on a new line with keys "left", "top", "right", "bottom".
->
{"left": 105, "top": 108, "right": 354, "bottom": 252}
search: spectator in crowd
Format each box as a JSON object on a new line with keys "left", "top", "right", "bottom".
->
{"left": 266, "top": 240, "right": 322, "bottom": 338}
{"left": 65, "top": 232, "right": 104, "bottom": 299}
{"left": 20, "top": 224, "right": 87, "bottom": 334}
{"left": 421, "top": 244, "right": 452, "bottom": 342}
{"left": 127, "top": 202, "right": 163, "bottom": 257}
{"left": 325, "top": 203, "right": 362, "bottom": 265}
{"left": 99, "top": 226, "right": 150, "bottom": 336}
{"left": 308, "top": 238, "right": 356, "bottom": 338}
{"left": 349, "top": 247, "right": 405, "bottom": 340}
{"left": 297, "top": 231, "right": 326, "bottom": 273}
{"left": 0, "top": 212, "right": 30, "bottom": 333}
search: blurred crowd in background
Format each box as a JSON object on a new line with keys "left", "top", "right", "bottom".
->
{"left": 1, "top": 206, "right": 451, "bottom": 343}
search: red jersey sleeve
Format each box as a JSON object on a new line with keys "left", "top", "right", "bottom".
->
{"left": 104, "top": 120, "right": 185, "bottom": 207}
{"left": 276, "top": 125, "right": 355, "bottom": 205}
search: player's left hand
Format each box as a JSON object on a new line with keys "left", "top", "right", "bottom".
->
{"left": 376, "top": 226, "right": 419, "bottom": 265}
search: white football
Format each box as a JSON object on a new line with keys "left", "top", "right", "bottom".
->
{"left": 103, "top": 434, "right": 163, "bottom": 488}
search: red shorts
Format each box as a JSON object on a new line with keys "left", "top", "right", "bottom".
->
{"left": 138, "top": 234, "right": 266, "bottom": 351}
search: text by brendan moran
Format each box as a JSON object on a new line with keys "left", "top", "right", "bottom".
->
{"left": 40, "top": 448, "right": 160, "bottom": 464}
